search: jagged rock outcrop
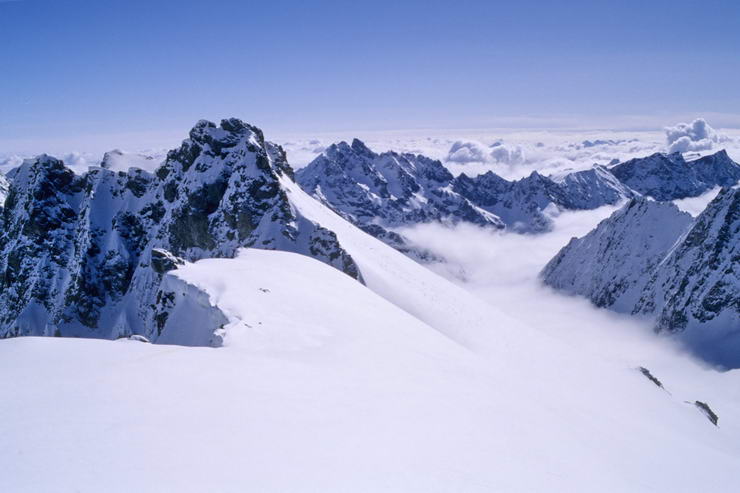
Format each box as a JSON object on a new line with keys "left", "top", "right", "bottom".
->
{"left": 297, "top": 139, "right": 502, "bottom": 228}
{"left": 542, "top": 189, "right": 740, "bottom": 367}
{"left": 609, "top": 150, "right": 740, "bottom": 200}
{"left": 295, "top": 139, "right": 503, "bottom": 258}
{"left": 0, "top": 119, "right": 361, "bottom": 344}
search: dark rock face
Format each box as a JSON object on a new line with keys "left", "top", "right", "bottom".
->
{"left": 694, "top": 401, "right": 719, "bottom": 426}
{"left": 638, "top": 367, "right": 665, "bottom": 389}
{"left": 150, "top": 249, "right": 185, "bottom": 274}
{"left": 0, "top": 119, "right": 361, "bottom": 343}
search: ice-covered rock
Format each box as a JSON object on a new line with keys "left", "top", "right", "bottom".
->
{"left": 0, "top": 119, "right": 361, "bottom": 344}
{"left": 542, "top": 189, "right": 740, "bottom": 367}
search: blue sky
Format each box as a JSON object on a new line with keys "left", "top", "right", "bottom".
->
{"left": 2, "top": 0, "right": 740, "bottom": 147}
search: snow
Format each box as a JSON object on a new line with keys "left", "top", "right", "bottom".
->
{"left": 99, "top": 149, "right": 164, "bottom": 173}
{"left": 3, "top": 243, "right": 740, "bottom": 492}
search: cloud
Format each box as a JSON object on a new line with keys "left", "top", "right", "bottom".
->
{"left": 665, "top": 118, "right": 730, "bottom": 153}
{"left": 446, "top": 140, "right": 526, "bottom": 165}
{"left": 396, "top": 205, "right": 693, "bottom": 368}
{"left": 489, "top": 142, "right": 526, "bottom": 165}
{"left": 446, "top": 140, "right": 490, "bottom": 163}
{"left": 0, "top": 154, "right": 24, "bottom": 172}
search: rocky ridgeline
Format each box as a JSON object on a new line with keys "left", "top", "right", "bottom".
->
{"left": 296, "top": 139, "right": 503, "bottom": 260}
{"left": 0, "top": 119, "right": 361, "bottom": 344}
{"left": 298, "top": 142, "right": 740, "bottom": 239}
{"left": 542, "top": 188, "right": 740, "bottom": 368}
{"left": 610, "top": 150, "right": 740, "bottom": 200}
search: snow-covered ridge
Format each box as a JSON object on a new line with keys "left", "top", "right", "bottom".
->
{"left": 0, "top": 119, "right": 361, "bottom": 344}
{"left": 5, "top": 230, "right": 740, "bottom": 491}
{"left": 542, "top": 188, "right": 740, "bottom": 367}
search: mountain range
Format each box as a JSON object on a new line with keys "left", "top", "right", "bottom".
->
{"left": 0, "top": 119, "right": 738, "bottom": 358}
{"left": 297, "top": 142, "right": 740, "bottom": 243}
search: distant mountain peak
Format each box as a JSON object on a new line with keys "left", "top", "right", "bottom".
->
{"left": 350, "top": 138, "right": 374, "bottom": 156}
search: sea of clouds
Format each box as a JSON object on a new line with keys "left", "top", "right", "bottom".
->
{"left": 396, "top": 206, "right": 703, "bottom": 367}
{"left": 279, "top": 117, "right": 740, "bottom": 181}
{"left": 1, "top": 118, "right": 738, "bottom": 183}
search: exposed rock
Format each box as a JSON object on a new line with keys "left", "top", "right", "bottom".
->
{"left": 637, "top": 366, "right": 664, "bottom": 389}
{"left": 0, "top": 119, "right": 361, "bottom": 344}
{"left": 296, "top": 139, "right": 503, "bottom": 256}
{"left": 150, "top": 249, "right": 185, "bottom": 274}
{"left": 694, "top": 401, "right": 719, "bottom": 426}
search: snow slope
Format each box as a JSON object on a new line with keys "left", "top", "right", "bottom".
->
{"left": 543, "top": 190, "right": 740, "bottom": 367}
{"left": 3, "top": 248, "right": 740, "bottom": 492}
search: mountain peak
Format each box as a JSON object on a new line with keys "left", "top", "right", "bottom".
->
{"left": 0, "top": 119, "right": 359, "bottom": 343}
{"left": 350, "top": 138, "right": 374, "bottom": 156}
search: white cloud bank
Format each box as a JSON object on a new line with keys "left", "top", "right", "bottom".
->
{"left": 446, "top": 140, "right": 490, "bottom": 163}
{"left": 446, "top": 140, "right": 525, "bottom": 165}
{"left": 665, "top": 118, "right": 730, "bottom": 153}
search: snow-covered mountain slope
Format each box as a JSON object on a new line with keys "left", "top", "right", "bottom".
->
{"left": 542, "top": 189, "right": 740, "bottom": 367}
{"left": 4, "top": 246, "right": 740, "bottom": 492}
{"left": 295, "top": 139, "right": 502, "bottom": 257}
{"left": 0, "top": 119, "right": 360, "bottom": 342}
{"left": 541, "top": 199, "right": 694, "bottom": 312}
{"left": 610, "top": 150, "right": 740, "bottom": 200}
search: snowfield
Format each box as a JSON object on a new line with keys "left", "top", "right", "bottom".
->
{"left": 3, "top": 246, "right": 740, "bottom": 491}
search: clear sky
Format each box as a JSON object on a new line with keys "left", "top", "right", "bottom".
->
{"left": 2, "top": 0, "right": 740, "bottom": 148}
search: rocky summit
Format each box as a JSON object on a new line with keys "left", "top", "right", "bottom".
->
{"left": 0, "top": 119, "right": 361, "bottom": 344}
